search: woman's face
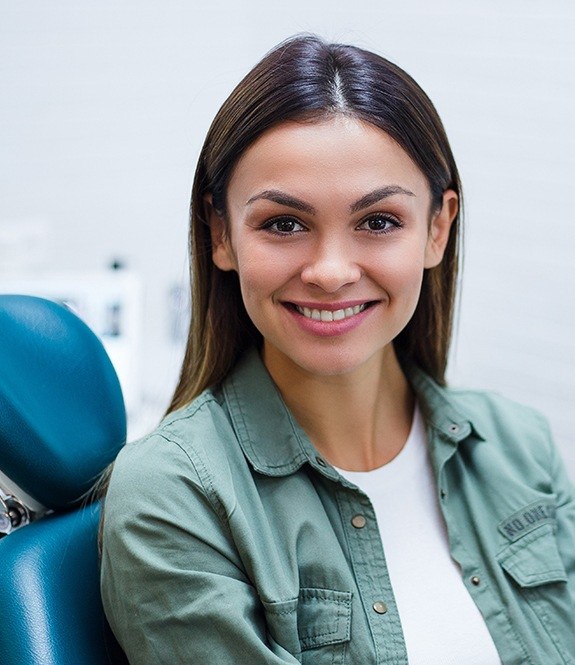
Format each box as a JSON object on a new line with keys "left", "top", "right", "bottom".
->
{"left": 210, "top": 116, "right": 457, "bottom": 380}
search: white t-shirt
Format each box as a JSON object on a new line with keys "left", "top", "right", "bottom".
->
{"left": 337, "top": 405, "right": 501, "bottom": 665}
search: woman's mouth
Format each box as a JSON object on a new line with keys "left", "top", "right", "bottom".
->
{"left": 295, "top": 303, "right": 367, "bottom": 322}
{"left": 282, "top": 300, "right": 379, "bottom": 337}
{"left": 286, "top": 301, "right": 378, "bottom": 322}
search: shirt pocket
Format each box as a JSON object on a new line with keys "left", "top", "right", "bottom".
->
{"left": 497, "top": 523, "right": 575, "bottom": 663}
{"left": 263, "top": 588, "right": 352, "bottom": 664}
{"left": 497, "top": 523, "right": 567, "bottom": 587}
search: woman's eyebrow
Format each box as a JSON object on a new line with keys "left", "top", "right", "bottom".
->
{"left": 245, "top": 185, "right": 415, "bottom": 215}
{"left": 246, "top": 190, "right": 316, "bottom": 214}
{"left": 350, "top": 186, "right": 415, "bottom": 213}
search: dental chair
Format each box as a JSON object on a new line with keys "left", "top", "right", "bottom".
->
{"left": 0, "top": 294, "right": 128, "bottom": 664}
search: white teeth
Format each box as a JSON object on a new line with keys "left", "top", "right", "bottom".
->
{"left": 296, "top": 304, "right": 367, "bottom": 321}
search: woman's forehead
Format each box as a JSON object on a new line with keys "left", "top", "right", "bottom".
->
{"left": 226, "top": 116, "right": 430, "bottom": 205}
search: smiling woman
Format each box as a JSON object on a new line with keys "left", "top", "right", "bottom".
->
{"left": 209, "top": 117, "right": 456, "bottom": 386}
{"left": 99, "top": 34, "right": 575, "bottom": 665}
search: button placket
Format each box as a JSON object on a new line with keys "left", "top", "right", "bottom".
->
{"left": 336, "top": 487, "right": 407, "bottom": 658}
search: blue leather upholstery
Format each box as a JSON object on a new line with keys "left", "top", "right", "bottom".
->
{"left": 0, "top": 295, "right": 128, "bottom": 664}
{"left": 0, "top": 295, "right": 126, "bottom": 509}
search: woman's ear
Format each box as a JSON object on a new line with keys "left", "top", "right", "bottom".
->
{"left": 424, "top": 189, "right": 458, "bottom": 268}
{"left": 205, "top": 194, "right": 237, "bottom": 272}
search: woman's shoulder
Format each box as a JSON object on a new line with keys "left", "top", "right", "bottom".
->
{"left": 438, "top": 383, "right": 561, "bottom": 475}
{"left": 106, "top": 387, "right": 243, "bottom": 510}
{"left": 411, "top": 364, "right": 550, "bottom": 440}
{"left": 449, "top": 384, "right": 545, "bottom": 417}
{"left": 447, "top": 385, "right": 551, "bottom": 439}
{"left": 412, "top": 366, "right": 556, "bottom": 463}
{"left": 413, "top": 375, "right": 572, "bottom": 497}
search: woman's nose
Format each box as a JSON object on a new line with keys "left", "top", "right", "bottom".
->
{"left": 300, "top": 239, "right": 362, "bottom": 292}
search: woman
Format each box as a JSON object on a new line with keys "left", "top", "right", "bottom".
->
{"left": 100, "top": 35, "right": 575, "bottom": 664}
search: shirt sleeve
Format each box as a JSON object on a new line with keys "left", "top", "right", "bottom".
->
{"left": 547, "top": 423, "right": 575, "bottom": 605}
{"left": 100, "top": 432, "right": 300, "bottom": 664}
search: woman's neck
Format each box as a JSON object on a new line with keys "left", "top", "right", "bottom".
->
{"left": 263, "top": 345, "right": 415, "bottom": 471}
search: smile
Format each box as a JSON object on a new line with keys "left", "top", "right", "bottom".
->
{"left": 295, "top": 304, "right": 368, "bottom": 322}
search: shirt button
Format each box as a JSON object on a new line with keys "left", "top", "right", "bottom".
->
{"left": 449, "top": 423, "right": 460, "bottom": 434}
{"left": 315, "top": 456, "right": 327, "bottom": 467}
{"left": 471, "top": 576, "right": 481, "bottom": 586}
{"left": 373, "top": 601, "right": 388, "bottom": 614}
{"left": 351, "top": 514, "right": 367, "bottom": 528}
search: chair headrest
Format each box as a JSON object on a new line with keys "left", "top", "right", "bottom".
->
{"left": 0, "top": 295, "right": 126, "bottom": 511}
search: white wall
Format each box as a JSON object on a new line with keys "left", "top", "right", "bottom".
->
{"left": 1, "top": 1, "right": 574, "bottom": 474}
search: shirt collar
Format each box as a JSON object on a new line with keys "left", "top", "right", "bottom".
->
{"left": 222, "top": 348, "right": 329, "bottom": 477}
{"left": 406, "top": 362, "right": 486, "bottom": 445}
{"left": 222, "top": 348, "right": 484, "bottom": 478}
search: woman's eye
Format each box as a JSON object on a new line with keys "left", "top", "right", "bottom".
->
{"left": 357, "top": 214, "right": 401, "bottom": 234}
{"left": 262, "top": 217, "right": 306, "bottom": 235}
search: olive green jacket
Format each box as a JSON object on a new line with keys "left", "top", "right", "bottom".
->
{"left": 101, "top": 349, "right": 575, "bottom": 664}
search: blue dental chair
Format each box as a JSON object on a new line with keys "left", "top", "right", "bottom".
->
{"left": 0, "top": 294, "right": 128, "bottom": 664}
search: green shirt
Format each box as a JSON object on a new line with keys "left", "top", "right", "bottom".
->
{"left": 101, "top": 349, "right": 575, "bottom": 664}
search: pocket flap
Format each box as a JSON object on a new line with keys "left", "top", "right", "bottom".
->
{"left": 297, "top": 588, "right": 352, "bottom": 650}
{"left": 497, "top": 524, "right": 568, "bottom": 588}
{"left": 263, "top": 587, "right": 352, "bottom": 654}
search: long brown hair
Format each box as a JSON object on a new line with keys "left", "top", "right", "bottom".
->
{"left": 168, "top": 34, "right": 462, "bottom": 413}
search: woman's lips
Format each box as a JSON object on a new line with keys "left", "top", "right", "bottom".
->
{"left": 282, "top": 300, "right": 379, "bottom": 335}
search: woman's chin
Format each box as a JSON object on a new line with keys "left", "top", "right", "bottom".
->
{"left": 263, "top": 343, "right": 395, "bottom": 382}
